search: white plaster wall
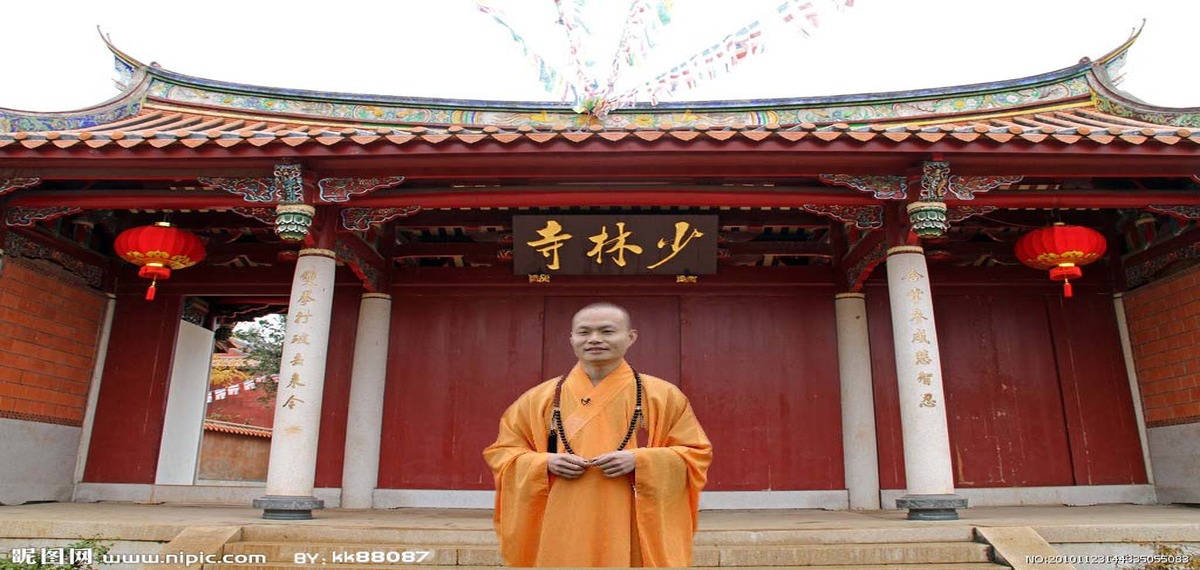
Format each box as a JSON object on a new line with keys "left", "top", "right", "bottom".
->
{"left": 1148, "top": 423, "right": 1200, "bottom": 504}
{"left": 0, "top": 418, "right": 81, "bottom": 505}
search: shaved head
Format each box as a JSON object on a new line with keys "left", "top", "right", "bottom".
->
{"left": 572, "top": 302, "right": 633, "bottom": 330}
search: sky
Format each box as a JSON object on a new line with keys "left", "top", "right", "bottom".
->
{"left": 2, "top": 0, "right": 1199, "bottom": 113}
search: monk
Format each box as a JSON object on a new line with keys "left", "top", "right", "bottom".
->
{"left": 483, "top": 302, "right": 712, "bottom": 567}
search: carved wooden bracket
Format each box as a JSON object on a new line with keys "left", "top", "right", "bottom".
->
{"left": 341, "top": 206, "right": 422, "bottom": 231}
{"left": 819, "top": 174, "right": 908, "bottom": 200}
{"left": 317, "top": 176, "right": 404, "bottom": 203}
{"left": 802, "top": 204, "right": 883, "bottom": 229}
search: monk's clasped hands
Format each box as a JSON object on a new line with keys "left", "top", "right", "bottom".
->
{"left": 548, "top": 451, "right": 635, "bottom": 479}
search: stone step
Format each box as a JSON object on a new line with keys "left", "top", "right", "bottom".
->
{"left": 221, "top": 541, "right": 996, "bottom": 567}
{"left": 238, "top": 526, "right": 497, "bottom": 546}
{"left": 717, "top": 542, "right": 994, "bottom": 566}
{"left": 697, "top": 527, "right": 977, "bottom": 546}
{"left": 238, "top": 524, "right": 975, "bottom": 546}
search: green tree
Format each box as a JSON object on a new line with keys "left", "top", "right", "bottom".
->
{"left": 232, "top": 314, "right": 285, "bottom": 407}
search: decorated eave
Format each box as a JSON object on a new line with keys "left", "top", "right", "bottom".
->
{"left": 3, "top": 28, "right": 1200, "bottom": 299}
{"left": 2, "top": 29, "right": 1199, "bottom": 156}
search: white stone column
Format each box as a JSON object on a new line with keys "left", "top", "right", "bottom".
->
{"left": 885, "top": 246, "right": 965, "bottom": 520}
{"left": 1113, "top": 293, "right": 1155, "bottom": 484}
{"left": 255, "top": 248, "right": 338, "bottom": 520}
{"left": 835, "top": 292, "right": 881, "bottom": 510}
{"left": 340, "top": 293, "right": 393, "bottom": 509}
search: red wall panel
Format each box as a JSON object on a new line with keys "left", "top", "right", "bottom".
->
{"left": 866, "top": 288, "right": 905, "bottom": 490}
{"left": 1049, "top": 292, "right": 1148, "bottom": 485}
{"left": 680, "top": 293, "right": 843, "bottom": 490}
{"left": 935, "top": 294, "right": 1074, "bottom": 487}
{"left": 869, "top": 279, "right": 1145, "bottom": 490}
{"left": 314, "top": 285, "right": 362, "bottom": 488}
{"left": 84, "top": 293, "right": 182, "bottom": 483}
{"left": 378, "top": 294, "right": 545, "bottom": 489}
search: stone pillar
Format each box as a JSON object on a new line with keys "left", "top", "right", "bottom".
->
{"left": 254, "top": 248, "right": 338, "bottom": 520}
{"left": 835, "top": 293, "right": 881, "bottom": 510}
{"left": 885, "top": 246, "right": 966, "bottom": 520}
{"left": 340, "top": 293, "right": 393, "bottom": 509}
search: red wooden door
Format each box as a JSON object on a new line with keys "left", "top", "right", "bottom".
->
{"left": 936, "top": 294, "right": 1075, "bottom": 487}
{"left": 378, "top": 294, "right": 545, "bottom": 489}
{"left": 680, "top": 293, "right": 844, "bottom": 490}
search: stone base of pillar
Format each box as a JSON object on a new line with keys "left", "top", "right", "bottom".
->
{"left": 253, "top": 495, "right": 325, "bottom": 520}
{"left": 895, "top": 494, "right": 968, "bottom": 521}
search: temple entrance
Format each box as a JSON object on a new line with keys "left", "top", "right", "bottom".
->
{"left": 378, "top": 288, "right": 845, "bottom": 492}
{"left": 194, "top": 314, "right": 283, "bottom": 484}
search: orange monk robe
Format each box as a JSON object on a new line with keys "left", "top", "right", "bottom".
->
{"left": 483, "top": 361, "right": 712, "bottom": 567}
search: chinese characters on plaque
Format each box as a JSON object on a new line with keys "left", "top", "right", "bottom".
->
{"left": 514, "top": 215, "right": 718, "bottom": 276}
{"left": 903, "top": 268, "right": 939, "bottom": 409}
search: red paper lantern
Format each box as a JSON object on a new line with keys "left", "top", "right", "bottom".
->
{"left": 114, "top": 222, "right": 206, "bottom": 300}
{"left": 1014, "top": 223, "right": 1107, "bottom": 298}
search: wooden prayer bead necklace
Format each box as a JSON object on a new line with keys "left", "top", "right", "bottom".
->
{"left": 551, "top": 367, "right": 643, "bottom": 457}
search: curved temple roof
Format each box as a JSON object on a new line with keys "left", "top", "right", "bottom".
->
{"left": 2, "top": 27, "right": 1199, "bottom": 152}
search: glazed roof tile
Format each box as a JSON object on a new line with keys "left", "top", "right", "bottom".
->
{"left": 203, "top": 419, "right": 272, "bottom": 438}
{"left": 1, "top": 103, "right": 1195, "bottom": 151}
{"left": 4, "top": 29, "right": 1198, "bottom": 153}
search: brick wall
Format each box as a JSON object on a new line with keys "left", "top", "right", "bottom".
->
{"left": 0, "top": 260, "right": 108, "bottom": 426}
{"left": 1124, "top": 263, "right": 1200, "bottom": 427}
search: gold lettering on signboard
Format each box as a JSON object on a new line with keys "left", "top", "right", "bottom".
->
{"left": 586, "top": 222, "right": 643, "bottom": 267}
{"left": 526, "top": 220, "right": 573, "bottom": 270}
{"left": 647, "top": 221, "right": 704, "bottom": 269}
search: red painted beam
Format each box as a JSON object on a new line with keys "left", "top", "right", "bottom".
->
{"left": 8, "top": 193, "right": 251, "bottom": 209}
{"left": 9, "top": 188, "right": 1200, "bottom": 210}
{"left": 961, "top": 192, "right": 1200, "bottom": 208}
{"left": 358, "top": 189, "right": 880, "bottom": 208}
